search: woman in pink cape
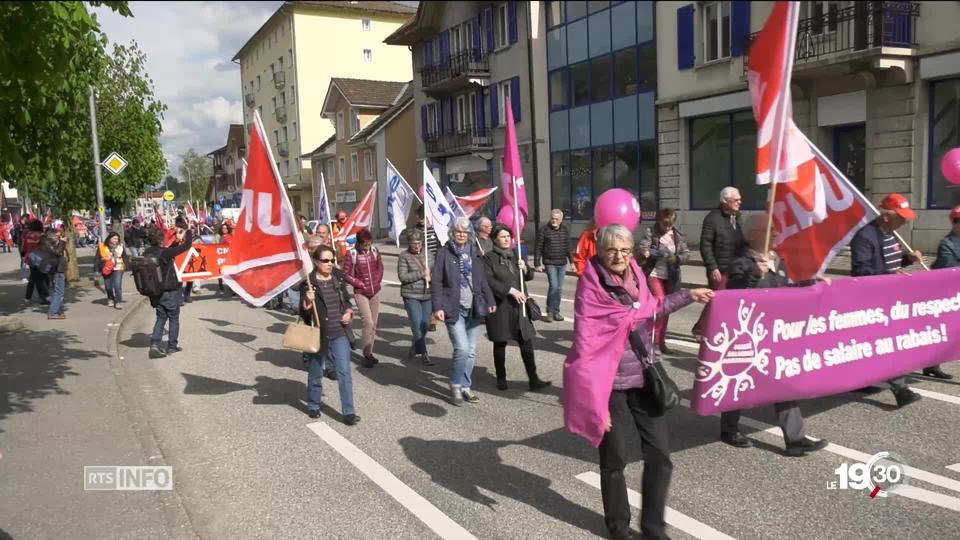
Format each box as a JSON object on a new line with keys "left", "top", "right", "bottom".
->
{"left": 563, "top": 224, "right": 712, "bottom": 540}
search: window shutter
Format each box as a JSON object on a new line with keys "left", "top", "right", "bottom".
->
{"left": 485, "top": 8, "right": 495, "bottom": 53}
{"left": 445, "top": 98, "right": 454, "bottom": 134}
{"left": 477, "top": 88, "right": 486, "bottom": 135}
{"left": 439, "top": 100, "right": 446, "bottom": 134}
{"left": 508, "top": 2, "right": 518, "bottom": 44}
{"left": 490, "top": 84, "right": 499, "bottom": 127}
{"left": 677, "top": 4, "right": 695, "bottom": 70}
{"left": 420, "top": 105, "right": 428, "bottom": 139}
{"left": 424, "top": 39, "right": 433, "bottom": 66}
{"left": 730, "top": 1, "right": 751, "bottom": 57}
{"left": 433, "top": 103, "right": 440, "bottom": 134}
{"left": 511, "top": 77, "right": 521, "bottom": 123}
{"left": 440, "top": 30, "right": 450, "bottom": 64}
{"left": 473, "top": 14, "right": 482, "bottom": 59}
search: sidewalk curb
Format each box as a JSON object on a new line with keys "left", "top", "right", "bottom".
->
{"left": 108, "top": 295, "right": 199, "bottom": 539}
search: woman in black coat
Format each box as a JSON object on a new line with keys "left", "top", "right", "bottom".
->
{"left": 483, "top": 224, "right": 551, "bottom": 392}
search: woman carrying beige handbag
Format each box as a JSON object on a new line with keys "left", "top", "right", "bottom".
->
{"left": 298, "top": 245, "right": 360, "bottom": 425}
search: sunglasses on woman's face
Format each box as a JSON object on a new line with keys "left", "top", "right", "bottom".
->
{"left": 318, "top": 258, "right": 334, "bottom": 263}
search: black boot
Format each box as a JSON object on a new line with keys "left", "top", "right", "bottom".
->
{"left": 529, "top": 378, "right": 551, "bottom": 391}
{"left": 923, "top": 367, "right": 953, "bottom": 380}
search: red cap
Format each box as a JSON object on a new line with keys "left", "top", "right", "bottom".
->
{"left": 879, "top": 193, "right": 916, "bottom": 221}
{"left": 950, "top": 205, "right": 960, "bottom": 222}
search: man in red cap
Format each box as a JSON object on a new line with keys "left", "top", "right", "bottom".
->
{"left": 927, "top": 204, "right": 960, "bottom": 379}
{"left": 850, "top": 193, "right": 924, "bottom": 406}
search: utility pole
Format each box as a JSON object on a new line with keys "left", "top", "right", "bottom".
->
{"left": 88, "top": 85, "right": 108, "bottom": 240}
{"left": 185, "top": 167, "right": 194, "bottom": 203}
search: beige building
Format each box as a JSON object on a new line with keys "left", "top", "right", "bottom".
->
{"left": 656, "top": 1, "right": 960, "bottom": 251}
{"left": 205, "top": 124, "right": 245, "bottom": 208}
{"left": 304, "top": 78, "right": 416, "bottom": 237}
{"left": 385, "top": 1, "right": 552, "bottom": 236}
{"left": 232, "top": 1, "right": 415, "bottom": 219}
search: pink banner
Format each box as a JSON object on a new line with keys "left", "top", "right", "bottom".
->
{"left": 692, "top": 269, "right": 960, "bottom": 415}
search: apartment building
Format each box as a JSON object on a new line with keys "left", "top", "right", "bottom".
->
{"left": 304, "top": 78, "right": 414, "bottom": 235}
{"left": 205, "top": 124, "right": 245, "bottom": 208}
{"left": 385, "top": 1, "right": 552, "bottom": 233}
{"left": 656, "top": 1, "right": 960, "bottom": 251}
{"left": 233, "top": 1, "right": 415, "bottom": 218}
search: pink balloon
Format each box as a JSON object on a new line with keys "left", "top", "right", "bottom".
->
{"left": 942, "top": 148, "right": 960, "bottom": 186}
{"left": 496, "top": 205, "right": 525, "bottom": 235}
{"left": 594, "top": 188, "right": 641, "bottom": 231}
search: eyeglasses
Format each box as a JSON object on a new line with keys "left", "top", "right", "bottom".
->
{"left": 453, "top": 230, "right": 469, "bottom": 235}
{"left": 604, "top": 248, "right": 633, "bottom": 258}
{"left": 318, "top": 258, "right": 334, "bottom": 263}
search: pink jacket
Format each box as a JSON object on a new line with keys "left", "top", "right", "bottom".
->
{"left": 343, "top": 248, "right": 384, "bottom": 298}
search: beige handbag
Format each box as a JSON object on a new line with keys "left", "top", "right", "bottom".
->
{"left": 282, "top": 286, "right": 322, "bottom": 354}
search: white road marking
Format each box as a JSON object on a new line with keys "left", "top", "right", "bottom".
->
{"left": 307, "top": 422, "right": 478, "bottom": 540}
{"left": 947, "top": 463, "right": 960, "bottom": 473}
{"left": 575, "top": 472, "right": 737, "bottom": 540}
{"left": 668, "top": 339, "right": 960, "bottom": 408}
{"left": 892, "top": 485, "right": 960, "bottom": 512}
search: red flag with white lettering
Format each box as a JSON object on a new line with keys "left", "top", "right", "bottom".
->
{"left": 333, "top": 183, "right": 377, "bottom": 242}
{"left": 220, "top": 111, "right": 312, "bottom": 306}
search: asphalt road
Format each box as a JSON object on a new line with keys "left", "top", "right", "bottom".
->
{"left": 114, "top": 267, "right": 960, "bottom": 540}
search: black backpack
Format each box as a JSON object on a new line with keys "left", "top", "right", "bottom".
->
{"left": 132, "top": 254, "right": 166, "bottom": 298}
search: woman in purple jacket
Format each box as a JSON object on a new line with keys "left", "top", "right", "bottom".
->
{"left": 343, "top": 229, "right": 384, "bottom": 368}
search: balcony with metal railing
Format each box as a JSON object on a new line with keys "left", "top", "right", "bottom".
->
{"left": 425, "top": 124, "right": 492, "bottom": 157}
{"left": 275, "top": 105, "right": 287, "bottom": 123}
{"left": 743, "top": 2, "right": 919, "bottom": 76}
{"left": 420, "top": 49, "right": 490, "bottom": 95}
{"left": 277, "top": 141, "right": 289, "bottom": 157}
{"left": 273, "top": 71, "right": 286, "bottom": 88}
{"left": 244, "top": 93, "right": 255, "bottom": 107}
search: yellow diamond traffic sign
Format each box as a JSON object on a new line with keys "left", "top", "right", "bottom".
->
{"left": 101, "top": 152, "right": 128, "bottom": 175}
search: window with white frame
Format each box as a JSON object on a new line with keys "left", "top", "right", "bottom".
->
{"left": 495, "top": 3, "right": 508, "bottom": 49}
{"left": 469, "top": 93, "right": 478, "bottom": 130}
{"left": 427, "top": 103, "right": 438, "bottom": 136}
{"left": 326, "top": 159, "right": 335, "bottom": 183}
{"left": 350, "top": 153, "right": 359, "bottom": 182}
{"left": 362, "top": 18, "right": 371, "bottom": 31}
{"left": 804, "top": 1, "right": 844, "bottom": 35}
{"left": 463, "top": 21, "right": 474, "bottom": 55}
{"left": 456, "top": 95, "right": 468, "bottom": 131}
{"left": 364, "top": 150, "right": 373, "bottom": 180}
{"left": 290, "top": 85, "right": 296, "bottom": 103}
{"left": 702, "top": 1, "right": 731, "bottom": 62}
{"left": 498, "top": 80, "right": 512, "bottom": 126}
{"left": 451, "top": 25, "right": 462, "bottom": 57}
{"left": 280, "top": 91, "right": 286, "bottom": 106}
{"left": 336, "top": 112, "right": 344, "bottom": 139}
{"left": 363, "top": 49, "right": 373, "bottom": 62}
{"left": 282, "top": 126, "right": 288, "bottom": 142}
{"left": 350, "top": 108, "right": 360, "bottom": 134}
{"left": 339, "top": 157, "right": 346, "bottom": 184}
{"left": 292, "top": 122, "right": 298, "bottom": 140}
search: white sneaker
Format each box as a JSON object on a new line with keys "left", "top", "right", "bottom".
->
{"left": 450, "top": 384, "right": 463, "bottom": 406}
{"left": 461, "top": 389, "right": 479, "bottom": 403}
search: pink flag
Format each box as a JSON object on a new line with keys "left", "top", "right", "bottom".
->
{"left": 184, "top": 202, "right": 197, "bottom": 223}
{"left": 333, "top": 182, "right": 378, "bottom": 242}
{"left": 455, "top": 187, "right": 498, "bottom": 218}
{"left": 497, "top": 100, "right": 528, "bottom": 239}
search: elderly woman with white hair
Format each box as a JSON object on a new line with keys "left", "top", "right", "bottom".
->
{"left": 432, "top": 216, "right": 496, "bottom": 406}
{"left": 563, "top": 224, "right": 713, "bottom": 540}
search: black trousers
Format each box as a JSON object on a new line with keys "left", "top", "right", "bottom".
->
{"left": 26, "top": 267, "right": 50, "bottom": 300}
{"left": 720, "top": 401, "right": 804, "bottom": 444}
{"left": 599, "top": 388, "right": 672, "bottom": 540}
{"left": 493, "top": 339, "right": 538, "bottom": 381}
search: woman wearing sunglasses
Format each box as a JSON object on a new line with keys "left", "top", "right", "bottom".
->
{"left": 300, "top": 245, "right": 359, "bottom": 425}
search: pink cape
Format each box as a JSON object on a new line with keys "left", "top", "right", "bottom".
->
{"left": 562, "top": 258, "right": 660, "bottom": 447}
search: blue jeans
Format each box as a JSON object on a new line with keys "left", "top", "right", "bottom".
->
{"left": 48, "top": 272, "right": 65, "bottom": 315}
{"left": 446, "top": 306, "right": 483, "bottom": 389}
{"left": 105, "top": 271, "right": 123, "bottom": 303}
{"left": 403, "top": 297, "right": 432, "bottom": 354}
{"left": 306, "top": 335, "right": 355, "bottom": 415}
{"left": 545, "top": 264, "right": 567, "bottom": 315}
{"left": 151, "top": 289, "right": 182, "bottom": 348}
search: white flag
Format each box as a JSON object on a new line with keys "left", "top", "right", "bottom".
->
{"left": 421, "top": 162, "right": 455, "bottom": 245}
{"left": 386, "top": 160, "right": 419, "bottom": 246}
{"left": 316, "top": 171, "right": 331, "bottom": 227}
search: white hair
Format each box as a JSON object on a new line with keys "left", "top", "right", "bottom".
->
{"left": 720, "top": 186, "right": 741, "bottom": 202}
{"left": 453, "top": 216, "right": 472, "bottom": 231}
{"left": 597, "top": 224, "right": 633, "bottom": 251}
{"left": 477, "top": 216, "right": 493, "bottom": 228}
{"left": 550, "top": 209, "right": 564, "bottom": 218}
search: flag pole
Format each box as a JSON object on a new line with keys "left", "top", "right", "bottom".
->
{"left": 512, "top": 169, "right": 526, "bottom": 317}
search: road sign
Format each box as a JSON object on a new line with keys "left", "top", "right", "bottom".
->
{"left": 97, "top": 206, "right": 105, "bottom": 214}
{"left": 163, "top": 191, "right": 175, "bottom": 202}
{"left": 101, "top": 152, "right": 128, "bottom": 175}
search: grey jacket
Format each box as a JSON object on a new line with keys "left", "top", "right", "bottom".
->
{"left": 397, "top": 250, "right": 431, "bottom": 300}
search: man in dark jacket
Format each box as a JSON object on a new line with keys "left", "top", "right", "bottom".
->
{"left": 125, "top": 220, "right": 146, "bottom": 257}
{"left": 43, "top": 230, "right": 69, "bottom": 320}
{"left": 693, "top": 186, "right": 745, "bottom": 338}
{"left": 145, "top": 220, "right": 194, "bottom": 359}
{"left": 534, "top": 209, "right": 571, "bottom": 322}
{"left": 849, "top": 193, "right": 923, "bottom": 406}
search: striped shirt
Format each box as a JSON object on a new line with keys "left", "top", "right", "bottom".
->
{"left": 882, "top": 232, "right": 902, "bottom": 273}
{"left": 316, "top": 279, "right": 345, "bottom": 338}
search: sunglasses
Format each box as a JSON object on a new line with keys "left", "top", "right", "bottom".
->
{"left": 318, "top": 258, "right": 334, "bottom": 263}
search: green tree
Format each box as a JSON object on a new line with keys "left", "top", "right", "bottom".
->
{"left": 177, "top": 148, "right": 213, "bottom": 203}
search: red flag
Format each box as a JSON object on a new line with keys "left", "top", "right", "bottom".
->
{"left": 42, "top": 210, "right": 52, "bottom": 227}
{"left": 497, "top": 100, "right": 528, "bottom": 238}
{"left": 220, "top": 112, "right": 313, "bottom": 306}
{"left": 333, "top": 183, "right": 377, "bottom": 242}
{"left": 184, "top": 202, "right": 197, "bottom": 223}
{"left": 455, "top": 187, "right": 498, "bottom": 218}
{"left": 747, "top": 1, "right": 806, "bottom": 185}
{"left": 154, "top": 206, "right": 168, "bottom": 231}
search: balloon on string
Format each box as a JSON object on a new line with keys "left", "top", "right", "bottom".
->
{"left": 496, "top": 204, "right": 526, "bottom": 237}
{"left": 594, "top": 188, "right": 641, "bottom": 231}
{"left": 942, "top": 148, "right": 960, "bottom": 185}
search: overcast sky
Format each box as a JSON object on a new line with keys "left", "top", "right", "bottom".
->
{"left": 93, "top": 1, "right": 283, "bottom": 178}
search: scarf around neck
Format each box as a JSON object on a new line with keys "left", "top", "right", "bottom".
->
{"left": 452, "top": 241, "right": 473, "bottom": 291}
